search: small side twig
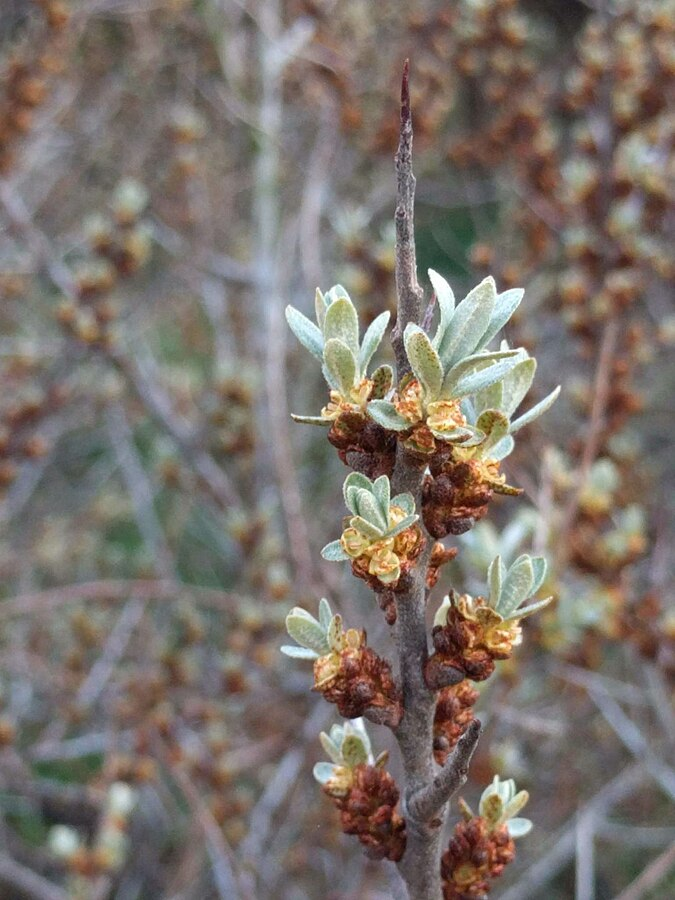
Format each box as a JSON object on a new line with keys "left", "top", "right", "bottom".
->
{"left": 407, "top": 720, "right": 482, "bottom": 823}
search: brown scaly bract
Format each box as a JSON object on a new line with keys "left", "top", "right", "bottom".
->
{"left": 441, "top": 818, "right": 515, "bottom": 900}
{"left": 349, "top": 521, "right": 426, "bottom": 593}
{"left": 313, "top": 637, "right": 403, "bottom": 727}
{"left": 327, "top": 411, "right": 397, "bottom": 479}
{"left": 433, "top": 682, "right": 480, "bottom": 766}
{"left": 328, "top": 763, "right": 407, "bottom": 862}
{"left": 423, "top": 447, "right": 521, "bottom": 539}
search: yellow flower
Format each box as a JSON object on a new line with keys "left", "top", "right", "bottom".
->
{"left": 426, "top": 398, "right": 466, "bottom": 433}
{"left": 321, "top": 378, "right": 373, "bottom": 421}
{"left": 341, "top": 527, "right": 375, "bottom": 558}
{"left": 394, "top": 379, "right": 424, "bottom": 424}
{"left": 367, "top": 545, "right": 401, "bottom": 584}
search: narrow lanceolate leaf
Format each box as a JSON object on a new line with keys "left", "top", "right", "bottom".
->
{"left": 488, "top": 555, "right": 506, "bottom": 608}
{"left": 390, "top": 492, "right": 415, "bottom": 517}
{"left": 353, "top": 491, "right": 388, "bottom": 532}
{"left": 490, "top": 434, "right": 515, "bottom": 461}
{"left": 370, "top": 364, "right": 393, "bottom": 399}
{"left": 478, "top": 288, "right": 524, "bottom": 350}
{"left": 506, "top": 818, "right": 533, "bottom": 839}
{"left": 290, "top": 413, "right": 331, "bottom": 426}
{"left": 319, "top": 731, "right": 342, "bottom": 765}
{"left": 372, "top": 475, "right": 391, "bottom": 521}
{"left": 502, "top": 791, "right": 530, "bottom": 822}
{"left": 285, "top": 613, "right": 329, "bottom": 655}
{"left": 445, "top": 355, "right": 522, "bottom": 400}
{"left": 323, "top": 296, "right": 359, "bottom": 356}
{"left": 280, "top": 645, "right": 319, "bottom": 660}
{"left": 318, "top": 597, "right": 333, "bottom": 630}
{"left": 344, "top": 472, "right": 374, "bottom": 510}
{"left": 497, "top": 555, "right": 535, "bottom": 619}
{"left": 315, "top": 288, "right": 328, "bottom": 330}
{"left": 359, "top": 311, "right": 390, "bottom": 376}
{"left": 509, "top": 386, "right": 561, "bottom": 433}
{"left": 443, "top": 349, "right": 521, "bottom": 392}
{"left": 366, "top": 400, "right": 411, "bottom": 431}
{"left": 386, "top": 514, "right": 419, "bottom": 538}
{"left": 404, "top": 324, "right": 443, "bottom": 400}
{"left": 474, "top": 379, "right": 504, "bottom": 416}
{"left": 437, "top": 276, "right": 497, "bottom": 369}
{"left": 428, "top": 269, "right": 455, "bottom": 350}
{"left": 530, "top": 557, "right": 548, "bottom": 596}
{"left": 321, "top": 540, "right": 350, "bottom": 561}
{"left": 323, "top": 339, "right": 357, "bottom": 397}
{"left": 285, "top": 306, "right": 324, "bottom": 360}
{"left": 504, "top": 595, "right": 553, "bottom": 622}
{"left": 348, "top": 515, "right": 384, "bottom": 540}
{"left": 501, "top": 358, "right": 537, "bottom": 418}
{"left": 313, "top": 762, "right": 336, "bottom": 784}
{"left": 341, "top": 735, "right": 368, "bottom": 768}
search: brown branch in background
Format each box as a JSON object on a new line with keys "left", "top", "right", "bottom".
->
{"left": 613, "top": 843, "right": 675, "bottom": 900}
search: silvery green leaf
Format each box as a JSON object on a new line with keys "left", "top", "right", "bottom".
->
{"left": 319, "top": 731, "right": 342, "bottom": 765}
{"left": 476, "top": 409, "right": 510, "bottom": 453}
{"left": 509, "top": 386, "right": 561, "bottom": 433}
{"left": 290, "top": 413, "right": 331, "bottom": 426}
{"left": 443, "top": 350, "right": 521, "bottom": 393}
{"left": 438, "top": 276, "right": 497, "bottom": 369}
{"left": 506, "top": 818, "right": 533, "bottom": 839}
{"left": 474, "top": 379, "right": 504, "bottom": 415}
{"left": 366, "top": 400, "right": 411, "bottom": 431}
{"left": 497, "top": 556, "right": 535, "bottom": 618}
{"left": 354, "top": 490, "right": 388, "bottom": 531}
{"left": 530, "top": 557, "right": 547, "bottom": 595}
{"left": 323, "top": 297, "right": 359, "bottom": 355}
{"left": 390, "top": 492, "right": 415, "bottom": 517}
{"left": 318, "top": 597, "right": 333, "bottom": 630}
{"left": 285, "top": 306, "right": 324, "bottom": 361}
{"left": 404, "top": 324, "right": 443, "bottom": 400}
{"left": 488, "top": 555, "right": 506, "bottom": 608}
{"left": 327, "top": 614, "right": 343, "bottom": 652}
{"left": 285, "top": 613, "right": 330, "bottom": 655}
{"left": 321, "top": 540, "right": 349, "bottom": 561}
{"left": 370, "top": 364, "right": 393, "bottom": 399}
{"left": 490, "top": 435, "right": 515, "bottom": 461}
{"left": 280, "top": 645, "right": 319, "bottom": 659}
{"left": 454, "top": 426, "right": 487, "bottom": 447}
{"left": 359, "top": 311, "right": 390, "bottom": 376}
{"left": 321, "top": 361, "right": 340, "bottom": 392}
{"left": 501, "top": 358, "right": 537, "bottom": 417}
{"left": 323, "top": 339, "right": 357, "bottom": 396}
{"left": 346, "top": 718, "right": 372, "bottom": 758}
{"left": 315, "top": 288, "right": 328, "bottom": 330}
{"left": 372, "top": 475, "right": 391, "bottom": 520}
{"left": 502, "top": 789, "right": 529, "bottom": 820}
{"left": 349, "top": 515, "right": 384, "bottom": 540}
{"left": 386, "top": 514, "right": 419, "bottom": 538}
{"left": 324, "top": 284, "right": 350, "bottom": 305}
{"left": 313, "top": 762, "right": 336, "bottom": 784}
{"left": 287, "top": 606, "right": 319, "bottom": 623}
{"left": 344, "top": 472, "right": 373, "bottom": 508}
{"left": 445, "top": 356, "right": 523, "bottom": 400}
{"left": 503, "top": 595, "right": 553, "bottom": 622}
{"left": 478, "top": 288, "right": 524, "bottom": 350}
{"left": 341, "top": 735, "right": 368, "bottom": 768}
{"left": 428, "top": 268, "right": 455, "bottom": 349}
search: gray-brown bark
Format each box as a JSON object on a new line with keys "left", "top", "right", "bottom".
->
{"left": 389, "top": 62, "right": 482, "bottom": 900}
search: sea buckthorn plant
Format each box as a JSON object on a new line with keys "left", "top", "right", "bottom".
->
{"left": 280, "top": 64, "right": 558, "bottom": 900}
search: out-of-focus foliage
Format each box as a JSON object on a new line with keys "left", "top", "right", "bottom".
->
{"left": 0, "top": 1, "right": 672, "bottom": 898}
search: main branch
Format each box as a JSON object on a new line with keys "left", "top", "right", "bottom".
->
{"left": 389, "top": 62, "right": 481, "bottom": 900}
